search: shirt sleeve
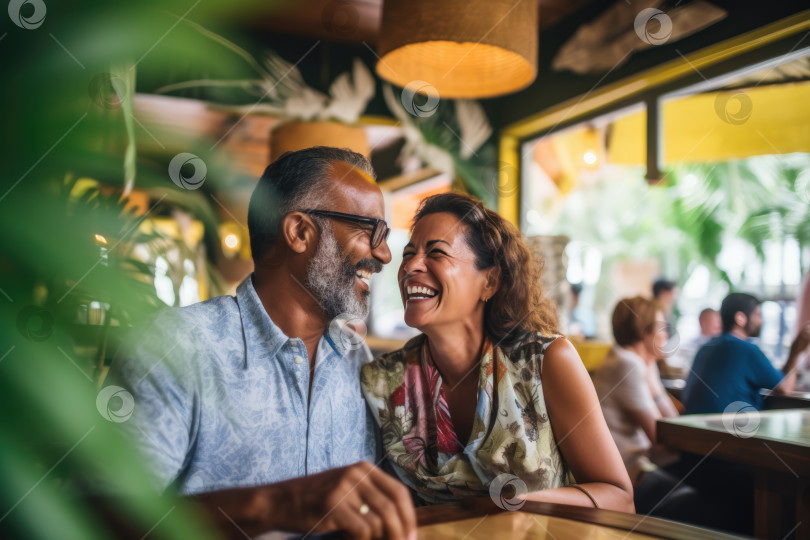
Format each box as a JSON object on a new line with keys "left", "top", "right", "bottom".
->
{"left": 104, "top": 310, "right": 197, "bottom": 492}
{"left": 747, "top": 345, "right": 784, "bottom": 391}
{"left": 610, "top": 358, "right": 659, "bottom": 416}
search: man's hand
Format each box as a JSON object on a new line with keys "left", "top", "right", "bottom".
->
{"left": 199, "top": 461, "right": 416, "bottom": 540}
{"left": 776, "top": 323, "right": 810, "bottom": 394}
{"left": 791, "top": 322, "right": 810, "bottom": 357}
{"left": 271, "top": 461, "right": 416, "bottom": 540}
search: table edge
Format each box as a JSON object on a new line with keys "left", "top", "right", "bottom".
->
{"left": 416, "top": 499, "right": 749, "bottom": 540}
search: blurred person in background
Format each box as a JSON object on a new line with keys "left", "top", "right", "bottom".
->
{"left": 682, "top": 292, "right": 810, "bottom": 414}
{"left": 568, "top": 282, "right": 597, "bottom": 339}
{"left": 697, "top": 308, "right": 722, "bottom": 344}
{"left": 652, "top": 278, "right": 679, "bottom": 327}
{"left": 670, "top": 293, "right": 810, "bottom": 535}
{"left": 652, "top": 278, "right": 680, "bottom": 380}
{"left": 593, "top": 297, "right": 704, "bottom": 523}
{"left": 668, "top": 308, "right": 722, "bottom": 377}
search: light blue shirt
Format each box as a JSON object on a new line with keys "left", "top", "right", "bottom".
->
{"left": 108, "top": 275, "right": 377, "bottom": 494}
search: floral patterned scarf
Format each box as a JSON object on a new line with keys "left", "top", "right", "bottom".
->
{"left": 361, "top": 333, "right": 570, "bottom": 504}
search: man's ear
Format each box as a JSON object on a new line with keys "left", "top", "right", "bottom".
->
{"left": 733, "top": 310, "right": 747, "bottom": 330}
{"left": 281, "top": 212, "right": 318, "bottom": 254}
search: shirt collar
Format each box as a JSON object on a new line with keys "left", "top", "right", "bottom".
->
{"left": 235, "top": 274, "right": 290, "bottom": 367}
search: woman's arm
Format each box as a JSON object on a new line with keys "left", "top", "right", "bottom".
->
{"left": 524, "top": 338, "right": 635, "bottom": 513}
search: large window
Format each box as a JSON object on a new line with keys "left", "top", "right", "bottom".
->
{"left": 518, "top": 50, "right": 810, "bottom": 360}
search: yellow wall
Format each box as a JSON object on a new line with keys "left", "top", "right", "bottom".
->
{"left": 609, "top": 81, "right": 810, "bottom": 165}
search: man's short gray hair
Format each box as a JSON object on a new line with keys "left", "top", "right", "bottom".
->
{"left": 247, "top": 146, "right": 375, "bottom": 263}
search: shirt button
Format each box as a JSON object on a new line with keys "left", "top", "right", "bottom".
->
{"left": 293, "top": 356, "right": 304, "bottom": 365}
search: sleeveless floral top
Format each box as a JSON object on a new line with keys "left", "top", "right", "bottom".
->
{"left": 360, "top": 333, "right": 571, "bottom": 504}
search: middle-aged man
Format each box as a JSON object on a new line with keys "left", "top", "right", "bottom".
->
{"left": 107, "top": 147, "right": 416, "bottom": 540}
{"left": 682, "top": 292, "right": 810, "bottom": 414}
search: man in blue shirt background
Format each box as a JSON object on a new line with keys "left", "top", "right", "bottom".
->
{"left": 683, "top": 292, "right": 810, "bottom": 414}
{"left": 108, "top": 147, "right": 416, "bottom": 540}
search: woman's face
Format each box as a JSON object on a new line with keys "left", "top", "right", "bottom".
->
{"left": 644, "top": 310, "right": 668, "bottom": 359}
{"left": 399, "top": 212, "right": 495, "bottom": 332}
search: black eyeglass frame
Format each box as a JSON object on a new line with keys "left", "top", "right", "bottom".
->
{"left": 301, "top": 209, "right": 391, "bottom": 249}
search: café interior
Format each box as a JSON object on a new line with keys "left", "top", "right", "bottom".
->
{"left": 2, "top": 0, "right": 810, "bottom": 538}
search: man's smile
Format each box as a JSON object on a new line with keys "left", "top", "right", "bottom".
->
{"left": 356, "top": 268, "right": 372, "bottom": 288}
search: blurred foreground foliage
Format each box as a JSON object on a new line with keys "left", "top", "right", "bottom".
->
{"left": 0, "top": 0, "right": 280, "bottom": 537}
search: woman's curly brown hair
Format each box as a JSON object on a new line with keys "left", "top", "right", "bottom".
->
{"left": 412, "top": 192, "right": 559, "bottom": 346}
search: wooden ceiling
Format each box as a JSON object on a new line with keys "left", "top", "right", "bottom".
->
{"left": 727, "top": 55, "right": 810, "bottom": 88}
{"left": 255, "top": 0, "right": 596, "bottom": 44}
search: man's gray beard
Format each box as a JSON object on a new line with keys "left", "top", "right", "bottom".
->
{"left": 305, "top": 222, "right": 369, "bottom": 320}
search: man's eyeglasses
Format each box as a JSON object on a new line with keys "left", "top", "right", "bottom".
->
{"left": 302, "top": 210, "right": 391, "bottom": 249}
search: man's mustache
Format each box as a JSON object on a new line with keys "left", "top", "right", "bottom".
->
{"left": 353, "top": 258, "right": 383, "bottom": 275}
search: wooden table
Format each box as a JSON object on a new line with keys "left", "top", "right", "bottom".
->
{"left": 416, "top": 499, "right": 745, "bottom": 539}
{"left": 762, "top": 389, "right": 810, "bottom": 410}
{"left": 658, "top": 409, "right": 810, "bottom": 539}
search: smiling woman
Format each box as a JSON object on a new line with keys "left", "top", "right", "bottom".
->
{"left": 360, "top": 192, "right": 634, "bottom": 512}
{"left": 400, "top": 193, "right": 558, "bottom": 344}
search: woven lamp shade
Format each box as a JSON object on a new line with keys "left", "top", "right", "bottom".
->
{"left": 270, "top": 121, "right": 370, "bottom": 162}
{"left": 376, "top": 0, "right": 538, "bottom": 99}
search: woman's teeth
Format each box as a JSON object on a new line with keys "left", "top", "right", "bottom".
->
{"left": 356, "top": 269, "right": 372, "bottom": 286}
{"left": 406, "top": 285, "right": 438, "bottom": 299}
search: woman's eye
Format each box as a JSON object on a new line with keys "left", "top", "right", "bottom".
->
{"left": 402, "top": 252, "right": 414, "bottom": 258}
{"left": 428, "top": 250, "right": 446, "bottom": 257}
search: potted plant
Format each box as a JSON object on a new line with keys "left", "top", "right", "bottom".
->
{"left": 157, "top": 21, "right": 376, "bottom": 159}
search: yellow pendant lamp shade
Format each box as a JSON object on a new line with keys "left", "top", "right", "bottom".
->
{"left": 376, "top": 0, "right": 539, "bottom": 99}
{"left": 270, "top": 121, "right": 370, "bottom": 162}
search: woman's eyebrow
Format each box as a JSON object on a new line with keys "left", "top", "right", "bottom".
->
{"left": 403, "top": 239, "right": 451, "bottom": 251}
{"left": 426, "top": 239, "right": 451, "bottom": 248}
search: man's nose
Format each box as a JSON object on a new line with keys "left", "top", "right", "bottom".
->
{"left": 372, "top": 238, "right": 392, "bottom": 265}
